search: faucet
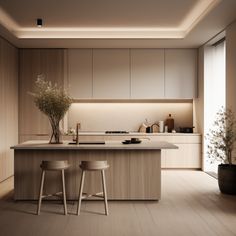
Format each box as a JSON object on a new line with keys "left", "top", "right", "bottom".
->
{"left": 75, "top": 123, "right": 81, "bottom": 144}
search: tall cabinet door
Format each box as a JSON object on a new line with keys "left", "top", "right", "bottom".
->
{"left": 131, "top": 49, "right": 164, "bottom": 99}
{"left": 19, "top": 49, "right": 65, "bottom": 138}
{"left": 93, "top": 49, "right": 130, "bottom": 99}
{"left": 0, "top": 38, "right": 18, "bottom": 181}
{"left": 165, "top": 49, "right": 197, "bottom": 99}
{"left": 68, "top": 49, "right": 93, "bottom": 99}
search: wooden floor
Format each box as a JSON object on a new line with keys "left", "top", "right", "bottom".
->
{"left": 0, "top": 171, "right": 236, "bottom": 236}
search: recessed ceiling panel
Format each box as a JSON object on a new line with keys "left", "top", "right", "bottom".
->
{"left": 0, "top": 0, "right": 233, "bottom": 47}
{"left": 1, "top": 0, "right": 197, "bottom": 28}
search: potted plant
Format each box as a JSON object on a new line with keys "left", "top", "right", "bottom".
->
{"left": 31, "top": 75, "right": 72, "bottom": 144}
{"left": 206, "top": 107, "right": 236, "bottom": 194}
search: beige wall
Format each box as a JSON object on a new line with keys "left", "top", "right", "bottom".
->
{"left": 193, "top": 47, "right": 204, "bottom": 134}
{"left": 193, "top": 47, "right": 204, "bottom": 169}
{"left": 68, "top": 102, "right": 193, "bottom": 132}
{"left": 0, "top": 37, "right": 18, "bottom": 182}
{"left": 226, "top": 21, "right": 236, "bottom": 163}
{"left": 226, "top": 21, "right": 236, "bottom": 112}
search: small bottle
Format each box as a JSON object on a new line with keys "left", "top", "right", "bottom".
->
{"left": 165, "top": 114, "right": 174, "bottom": 133}
{"left": 164, "top": 125, "right": 168, "bottom": 133}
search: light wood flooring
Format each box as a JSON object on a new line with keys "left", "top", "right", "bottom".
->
{"left": 0, "top": 171, "right": 236, "bottom": 236}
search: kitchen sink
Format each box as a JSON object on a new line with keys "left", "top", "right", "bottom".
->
{"left": 68, "top": 141, "right": 105, "bottom": 145}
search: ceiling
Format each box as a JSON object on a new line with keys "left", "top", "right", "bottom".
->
{"left": 0, "top": 0, "right": 236, "bottom": 48}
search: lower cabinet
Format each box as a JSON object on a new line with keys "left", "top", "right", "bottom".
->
{"left": 161, "top": 143, "right": 201, "bottom": 168}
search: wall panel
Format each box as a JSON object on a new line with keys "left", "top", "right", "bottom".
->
{"left": 0, "top": 37, "right": 18, "bottom": 182}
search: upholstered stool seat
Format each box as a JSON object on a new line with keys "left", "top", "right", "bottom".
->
{"left": 37, "top": 160, "right": 70, "bottom": 215}
{"left": 77, "top": 161, "right": 109, "bottom": 215}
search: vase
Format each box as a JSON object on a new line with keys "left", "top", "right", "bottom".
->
{"left": 49, "top": 120, "right": 62, "bottom": 144}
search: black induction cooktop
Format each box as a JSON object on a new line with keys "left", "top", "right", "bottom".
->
{"left": 105, "top": 131, "right": 129, "bottom": 134}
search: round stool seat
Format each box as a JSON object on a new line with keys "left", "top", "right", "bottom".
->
{"left": 40, "top": 160, "right": 70, "bottom": 171}
{"left": 80, "top": 161, "right": 109, "bottom": 171}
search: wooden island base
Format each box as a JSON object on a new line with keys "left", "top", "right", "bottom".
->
{"left": 13, "top": 141, "right": 177, "bottom": 200}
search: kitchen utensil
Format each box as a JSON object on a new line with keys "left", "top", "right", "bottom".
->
{"left": 179, "top": 127, "right": 194, "bottom": 133}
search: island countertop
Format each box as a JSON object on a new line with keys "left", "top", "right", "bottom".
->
{"left": 11, "top": 140, "right": 178, "bottom": 150}
{"left": 12, "top": 140, "right": 178, "bottom": 200}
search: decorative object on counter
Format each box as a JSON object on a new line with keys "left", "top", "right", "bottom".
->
{"left": 122, "top": 138, "right": 142, "bottom": 144}
{"left": 67, "top": 127, "right": 76, "bottom": 135}
{"left": 30, "top": 75, "right": 72, "bottom": 144}
{"left": 179, "top": 127, "right": 194, "bottom": 133}
{"left": 165, "top": 114, "right": 174, "bottom": 133}
{"left": 138, "top": 118, "right": 149, "bottom": 132}
{"left": 164, "top": 125, "right": 168, "bottom": 133}
{"left": 206, "top": 107, "right": 236, "bottom": 195}
{"left": 138, "top": 123, "right": 147, "bottom": 132}
{"left": 138, "top": 118, "right": 158, "bottom": 133}
{"left": 66, "top": 127, "right": 76, "bottom": 140}
{"left": 159, "top": 121, "right": 164, "bottom": 133}
{"left": 146, "top": 123, "right": 158, "bottom": 133}
{"left": 146, "top": 126, "right": 152, "bottom": 133}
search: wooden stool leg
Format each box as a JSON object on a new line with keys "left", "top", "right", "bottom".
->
{"left": 77, "top": 170, "right": 85, "bottom": 215}
{"left": 61, "top": 169, "right": 67, "bottom": 215}
{"left": 101, "top": 170, "right": 109, "bottom": 215}
{"left": 37, "top": 170, "right": 45, "bottom": 215}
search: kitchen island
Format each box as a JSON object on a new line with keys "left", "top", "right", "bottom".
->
{"left": 11, "top": 140, "right": 177, "bottom": 200}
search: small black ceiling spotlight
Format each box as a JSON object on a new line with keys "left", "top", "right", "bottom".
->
{"left": 37, "top": 18, "right": 43, "bottom": 27}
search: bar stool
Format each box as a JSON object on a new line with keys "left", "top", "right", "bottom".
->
{"left": 77, "top": 160, "right": 109, "bottom": 215}
{"left": 37, "top": 160, "right": 70, "bottom": 215}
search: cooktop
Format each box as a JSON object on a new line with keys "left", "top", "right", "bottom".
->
{"left": 105, "top": 131, "right": 129, "bottom": 134}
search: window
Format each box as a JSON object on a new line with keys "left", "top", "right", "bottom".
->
{"left": 204, "top": 39, "right": 226, "bottom": 175}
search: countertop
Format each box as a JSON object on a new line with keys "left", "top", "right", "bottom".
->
{"left": 64, "top": 132, "right": 201, "bottom": 136}
{"left": 11, "top": 140, "right": 178, "bottom": 150}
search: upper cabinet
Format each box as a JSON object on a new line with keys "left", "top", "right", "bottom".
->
{"left": 131, "top": 49, "right": 164, "bottom": 99}
{"left": 93, "top": 49, "right": 130, "bottom": 99}
{"left": 68, "top": 49, "right": 93, "bottom": 99}
{"left": 67, "top": 48, "right": 198, "bottom": 100}
{"left": 165, "top": 49, "right": 197, "bottom": 99}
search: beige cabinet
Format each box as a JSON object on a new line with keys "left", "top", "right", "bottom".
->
{"left": 68, "top": 49, "right": 93, "bottom": 99}
{"left": 161, "top": 144, "right": 201, "bottom": 168}
{"left": 93, "top": 49, "right": 130, "bottom": 99}
{"left": 165, "top": 49, "right": 197, "bottom": 99}
{"left": 131, "top": 49, "right": 165, "bottom": 99}
{"left": 19, "top": 49, "right": 65, "bottom": 140}
{"left": 66, "top": 48, "right": 197, "bottom": 100}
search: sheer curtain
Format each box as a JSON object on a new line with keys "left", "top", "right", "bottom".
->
{"left": 204, "top": 40, "right": 226, "bottom": 174}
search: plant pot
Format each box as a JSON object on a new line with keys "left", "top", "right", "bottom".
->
{"left": 218, "top": 164, "right": 236, "bottom": 195}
